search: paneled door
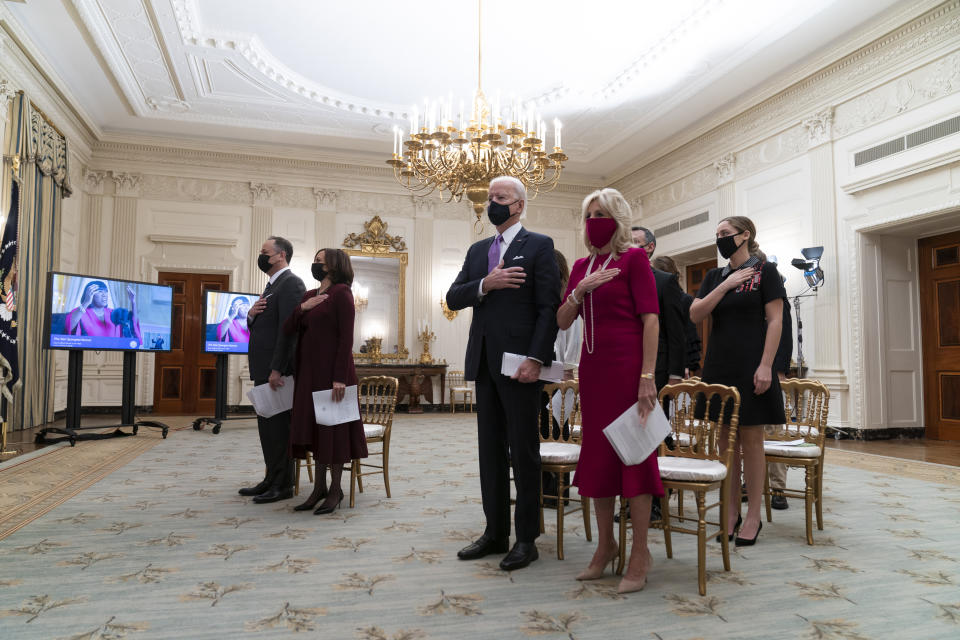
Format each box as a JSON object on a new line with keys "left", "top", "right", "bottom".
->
{"left": 919, "top": 230, "right": 960, "bottom": 440}
{"left": 153, "top": 272, "right": 230, "bottom": 414}
{"left": 685, "top": 258, "right": 717, "bottom": 371}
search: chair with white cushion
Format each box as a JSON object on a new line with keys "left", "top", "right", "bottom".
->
{"left": 350, "top": 376, "right": 399, "bottom": 508}
{"left": 763, "top": 378, "right": 829, "bottom": 545}
{"left": 540, "top": 380, "right": 591, "bottom": 559}
{"left": 447, "top": 370, "right": 473, "bottom": 413}
{"left": 653, "top": 381, "right": 741, "bottom": 596}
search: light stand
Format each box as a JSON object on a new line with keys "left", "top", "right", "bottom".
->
{"left": 789, "top": 246, "right": 825, "bottom": 378}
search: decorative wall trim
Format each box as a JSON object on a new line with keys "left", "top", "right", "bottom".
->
{"left": 612, "top": 1, "right": 960, "bottom": 197}
{"left": 840, "top": 146, "right": 960, "bottom": 194}
{"left": 111, "top": 171, "right": 142, "bottom": 197}
{"left": 803, "top": 107, "right": 835, "bottom": 148}
{"left": 845, "top": 198, "right": 960, "bottom": 437}
{"left": 148, "top": 234, "right": 238, "bottom": 247}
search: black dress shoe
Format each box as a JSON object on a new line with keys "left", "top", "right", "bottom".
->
{"left": 252, "top": 488, "right": 294, "bottom": 504}
{"left": 239, "top": 480, "right": 271, "bottom": 496}
{"left": 715, "top": 514, "right": 742, "bottom": 542}
{"left": 457, "top": 535, "right": 508, "bottom": 560}
{"left": 499, "top": 542, "right": 538, "bottom": 571}
{"left": 735, "top": 521, "right": 762, "bottom": 546}
{"left": 313, "top": 489, "right": 343, "bottom": 515}
{"left": 293, "top": 488, "right": 328, "bottom": 511}
{"left": 771, "top": 494, "right": 789, "bottom": 510}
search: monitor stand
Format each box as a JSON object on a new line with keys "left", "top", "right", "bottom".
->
{"left": 36, "top": 351, "right": 169, "bottom": 446}
{"left": 192, "top": 353, "right": 253, "bottom": 434}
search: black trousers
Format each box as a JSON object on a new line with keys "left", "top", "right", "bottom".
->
{"left": 254, "top": 378, "right": 294, "bottom": 491}
{"left": 475, "top": 347, "right": 543, "bottom": 543}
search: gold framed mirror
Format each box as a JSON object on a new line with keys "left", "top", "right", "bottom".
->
{"left": 343, "top": 216, "right": 409, "bottom": 362}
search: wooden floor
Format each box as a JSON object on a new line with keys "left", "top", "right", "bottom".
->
{"left": 826, "top": 438, "right": 960, "bottom": 467}
{"left": 4, "top": 416, "right": 960, "bottom": 467}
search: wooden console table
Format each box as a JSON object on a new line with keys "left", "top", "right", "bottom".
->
{"left": 356, "top": 363, "right": 448, "bottom": 413}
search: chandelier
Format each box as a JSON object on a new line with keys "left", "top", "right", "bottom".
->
{"left": 352, "top": 283, "right": 369, "bottom": 313}
{"left": 387, "top": 0, "right": 567, "bottom": 228}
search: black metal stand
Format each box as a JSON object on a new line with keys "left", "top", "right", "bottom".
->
{"left": 192, "top": 353, "right": 249, "bottom": 434}
{"left": 36, "top": 350, "right": 169, "bottom": 446}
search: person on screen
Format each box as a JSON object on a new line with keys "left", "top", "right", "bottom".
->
{"left": 216, "top": 296, "right": 251, "bottom": 343}
{"left": 66, "top": 280, "right": 142, "bottom": 344}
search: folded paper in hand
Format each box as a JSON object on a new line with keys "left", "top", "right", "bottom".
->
{"left": 603, "top": 403, "right": 672, "bottom": 466}
{"left": 312, "top": 385, "right": 361, "bottom": 426}
{"left": 246, "top": 376, "right": 295, "bottom": 418}
{"left": 501, "top": 352, "right": 564, "bottom": 383}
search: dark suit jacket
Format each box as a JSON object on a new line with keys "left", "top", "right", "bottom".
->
{"left": 653, "top": 268, "right": 686, "bottom": 383}
{"left": 773, "top": 296, "right": 793, "bottom": 374}
{"left": 248, "top": 269, "right": 306, "bottom": 381}
{"left": 446, "top": 226, "right": 561, "bottom": 381}
{"left": 680, "top": 292, "right": 702, "bottom": 371}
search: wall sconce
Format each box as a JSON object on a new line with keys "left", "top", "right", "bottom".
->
{"left": 440, "top": 298, "right": 457, "bottom": 321}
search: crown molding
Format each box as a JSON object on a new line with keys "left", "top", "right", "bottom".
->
{"left": 0, "top": 4, "right": 101, "bottom": 154}
{"left": 608, "top": 0, "right": 955, "bottom": 195}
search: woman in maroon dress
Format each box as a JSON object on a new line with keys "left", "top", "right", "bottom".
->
{"left": 557, "top": 188, "right": 662, "bottom": 593}
{"left": 284, "top": 248, "right": 367, "bottom": 514}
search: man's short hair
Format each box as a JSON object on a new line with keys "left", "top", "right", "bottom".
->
{"left": 268, "top": 236, "right": 294, "bottom": 262}
{"left": 631, "top": 226, "right": 655, "bottom": 245}
{"left": 489, "top": 176, "right": 527, "bottom": 203}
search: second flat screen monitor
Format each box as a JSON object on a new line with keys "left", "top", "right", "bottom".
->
{"left": 203, "top": 290, "right": 256, "bottom": 354}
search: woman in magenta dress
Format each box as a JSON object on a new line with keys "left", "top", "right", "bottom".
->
{"left": 557, "top": 188, "right": 661, "bottom": 594}
{"left": 284, "top": 248, "right": 367, "bottom": 515}
{"left": 66, "top": 280, "right": 142, "bottom": 344}
{"left": 216, "top": 296, "right": 251, "bottom": 342}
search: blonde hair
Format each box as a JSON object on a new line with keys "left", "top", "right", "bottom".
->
{"left": 580, "top": 188, "right": 635, "bottom": 257}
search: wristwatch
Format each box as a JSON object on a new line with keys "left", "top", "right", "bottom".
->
{"left": 640, "top": 373, "right": 654, "bottom": 380}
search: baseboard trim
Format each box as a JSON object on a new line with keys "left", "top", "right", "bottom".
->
{"left": 826, "top": 426, "right": 925, "bottom": 441}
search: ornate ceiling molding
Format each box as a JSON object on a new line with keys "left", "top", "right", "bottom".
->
{"left": 70, "top": 0, "right": 183, "bottom": 117}
{"left": 612, "top": 0, "right": 960, "bottom": 197}
{"left": 169, "top": 0, "right": 406, "bottom": 120}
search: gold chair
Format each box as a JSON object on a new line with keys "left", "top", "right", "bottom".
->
{"left": 293, "top": 451, "right": 315, "bottom": 496}
{"left": 620, "top": 381, "right": 740, "bottom": 596}
{"left": 350, "top": 376, "right": 399, "bottom": 508}
{"left": 447, "top": 370, "right": 473, "bottom": 413}
{"left": 539, "top": 381, "right": 591, "bottom": 559}
{"left": 763, "top": 378, "right": 829, "bottom": 545}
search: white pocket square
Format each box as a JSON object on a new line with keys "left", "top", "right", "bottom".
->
{"left": 512, "top": 256, "right": 524, "bottom": 260}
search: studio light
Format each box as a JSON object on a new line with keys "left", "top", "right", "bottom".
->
{"left": 791, "top": 246, "right": 824, "bottom": 289}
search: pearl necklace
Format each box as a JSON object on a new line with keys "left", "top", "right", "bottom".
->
{"left": 582, "top": 252, "right": 615, "bottom": 355}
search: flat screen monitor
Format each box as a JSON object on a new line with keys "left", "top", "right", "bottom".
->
{"left": 202, "top": 290, "right": 256, "bottom": 354}
{"left": 45, "top": 272, "right": 174, "bottom": 351}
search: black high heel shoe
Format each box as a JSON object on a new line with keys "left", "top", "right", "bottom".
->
{"left": 715, "top": 514, "right": 742, "bottom": 542}
{"left": 735, "top": 520, "right": 762, "bottom": 546}
{"left": 293, "top": 488, "right": 327, "bottom": 511}
{"left": 313, "top": 488, "right": 343, "bottom": 515}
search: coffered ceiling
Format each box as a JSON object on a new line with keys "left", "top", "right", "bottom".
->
{"left": 3, "top": 0, "right": 915, "bottom": 180}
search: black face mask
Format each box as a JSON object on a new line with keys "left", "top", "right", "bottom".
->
{"left": 487, "top": 199, "right": 518, "bottom": 226}
{"left": 257, "top": 253, "right": 273, "bottom": 274}
{"left": 716, "top": 233, "right": 745, "bottom": 260}
{"left": 311, "top": 264, "right": 327, "bottom": 282}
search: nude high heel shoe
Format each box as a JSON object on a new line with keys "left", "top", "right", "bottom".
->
{"left": 576, "top": 549, "right": 618, "bottom": 581}
{"left": 618, "top": 550, "right": 653, "bottom": 594}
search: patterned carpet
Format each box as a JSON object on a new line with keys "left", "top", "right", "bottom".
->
{"left": 1, "top": 413, "right": 959, "bottom": 639}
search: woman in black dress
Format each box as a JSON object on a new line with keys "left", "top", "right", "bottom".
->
{"left": 284, "top": 248, "right": 367, "bottom": 515}
{"left": 690, "top": 216, "right": 784, "bottom": 546}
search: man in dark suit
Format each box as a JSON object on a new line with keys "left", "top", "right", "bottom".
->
{"left": 632, "top": 227, "right": 685, "bottom": 389}
{"left": 239, "top": 236, "right": 306, "bottom": 504}
{"left": 446, "top": 176, "right": 561, "bottom": 571}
